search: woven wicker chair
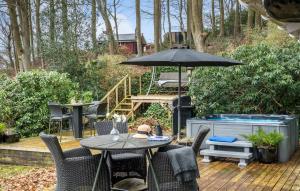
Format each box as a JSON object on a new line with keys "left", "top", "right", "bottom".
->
{"left": 148, "top": 127, "right": 210, "bottom": 191}
{"left": 40, "top": 132, "right": 110, "bottom": 191}
{"left": 95, "top": 120, "right": 147, "bottom": 184}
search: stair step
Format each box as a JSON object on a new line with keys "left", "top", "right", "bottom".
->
{"left": 200, "top": 149, "right": 253, "bottom": 159}
{"left": 206, "top": 140, "right": 253, "bottom": 148}
{"left": 120, "top": 103, "right": 132, "bottom": 106}
{"left": 114, "top": 108, "right": 132, "bottom": 112}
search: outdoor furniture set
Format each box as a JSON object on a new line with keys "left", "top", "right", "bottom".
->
{"left": 40, "top": 121, "right": 210, "bottom": 191}
{"left": 48, "top": 101, "right": 106, "bottom": 141}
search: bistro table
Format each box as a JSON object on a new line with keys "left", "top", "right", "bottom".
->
{"left": 64, "top": 103, "right": 93, "bottom": 138}
{"left": 80, "top": 133, "right": 172, "bottom": 191}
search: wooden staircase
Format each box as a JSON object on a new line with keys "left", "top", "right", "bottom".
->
{"left": 100, "top": 75, "right": 143, "bottom": 119}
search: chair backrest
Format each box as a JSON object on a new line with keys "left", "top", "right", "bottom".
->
{"left": 48, "top": 102, "right": 63, "bottom": 117}
{"left": 95, "top": 120, "right": 128, "bottom": 135}
{"left": 40, "top": 132, "right": 64, "bottom": 163}
{"left": 87, "top": 102, "right": 107, "bottom": 115}
{"left": 192, "top": 127, "right": 210, "bottom": 156}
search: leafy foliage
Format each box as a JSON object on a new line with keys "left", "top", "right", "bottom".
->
{"left": 144, "top": 103, "right": 170, "bottom": 128}
{"left": 243, "top": 128, "right": 284, "bottom": 148}
{"left": 0, "top": 71, "right": 77, "bottom": 137}
{"left": 0, "top": 123, "right": 6, "bottom": 134}
{"left": 189, "top": 42, "right": 300, "bottom": 116}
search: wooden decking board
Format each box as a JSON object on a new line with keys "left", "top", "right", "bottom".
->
{"left": 219, "top": 162, "right": 257, "bottom": 190}
{"left": 235, "top": 163, "right": 268, "bottom": 190}
{"left": 263, "top": 151, "right": 300, "bottom": 191}
{"left": 280, "top": 153, "right": 300, "bottom": 191}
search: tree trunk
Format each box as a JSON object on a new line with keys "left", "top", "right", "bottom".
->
{"left": 191, "top": 0, "right": 208, "bottom": 52}
{"left": 91, "top": 0, "right": 97, "bottom": 49}
{"left": 211, "top": 0, "right": 216, "bottom": 36}
{"left": 18, "top": 0, "right": 31, "bottom": 71}
{"left": 61, "top": 0, "right": 68, "bottom": 46}
{"left": 35, "top": 0, "right": 42, "bottom": 57}
{"left": 49, "top": 0, "right": 55, "bottom": 47}
{"left": 154, "top": 0, "right": 161, "bottom": 52}
{"left": 7, "top": 0, "right": 24, "bottom": 72}
{"left": 112, "top": 0, "right": 119, "bottom": 43}
{"left": 179, "top": 0, "right": 186, "bottom": 44}
{"left": 28, "top": 1, "right": 35, "bottom": 63}
{"left": 186, "top": 0, "right": 192, "bottom": 47}
{"left": 255, "top": 11, "right": 262, "bottom": 30}
{"left": 135, "top": 0, "right": 143, "bottom": 56}
{"left": 96, "top": 0, "right": 115, "bottom": 54}
{"left": 234, "top": 0, "right": 241, "bottom": 37}
{"left": 167, "top": 0, "right": 172, "bottom": 48}
{"left": 219, "top": 0, "right": 225, "bottom": 37}
{"left": 247, "top": 8, "right": 255, "bottom": 29}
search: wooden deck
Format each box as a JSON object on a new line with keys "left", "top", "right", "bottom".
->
{"left": 131, "top": 94, "right": 178, "bottom": 104}
{"left": 198, "top": 148, "right": 300, "bottom": 191}
{"left": 1, "top": 134, "right": 300, "bottom": 190}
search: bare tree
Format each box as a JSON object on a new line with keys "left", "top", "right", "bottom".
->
{"left": 167, "top": 0, "right": 172, "bottom": 48}
{"left": 219, "top": 0, "right": 225, "bottom": 37}
{"left": 247, "top": 8, "right": 255, "bottom": 29}
{"left": 190, "top": 0, "right": 208, "bottom": 52}
{"left": 211, "top": 0, "right": 216, "bottom": 36}
{"left": 96, "top": 0, "right": 115, "bottom": 54}
{"left": 35, "top": 0, "right": 42, "bottom": 57}
{"left": 234, "top": 0, "right": 241, "bottom": 37}
{"left": 61, "top": 0, "right": 68, "bottom": 45}
{"left": 91, "top": 0, "right": 97, "bottom": 49}
{"left": 154, "top": 0, "right": 161, "bottom": 52}
{"left": 49, "top": 0, "right": 55, "bottom": 47}
{"left": 186, "top": 0, "right": 192, "bottom": 47}
{"left": 28, "top": 1, "right": 35, "bottom": 62}
{"left": 135, "top": 0, "right": 143, "bottom": 56}
{"left": 17, "top": 0, "right": 31, "bottom": 70}
{"left": 255, "top": 11, "right": 262, "bottom": 30}
{"left": 178, "top": 0, "right": 186, "bottom": 44}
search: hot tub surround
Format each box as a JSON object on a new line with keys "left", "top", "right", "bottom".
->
{"left": 187, "top": 114, "right": 299, "bottom": 162}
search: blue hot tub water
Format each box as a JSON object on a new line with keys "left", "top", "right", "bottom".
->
{"left": 206, "top": 116, "right": 283, "bottom": 124}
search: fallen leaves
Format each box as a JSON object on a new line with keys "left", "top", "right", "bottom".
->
{"left": 0, "top": 166, "right": 56, "bottom": 191}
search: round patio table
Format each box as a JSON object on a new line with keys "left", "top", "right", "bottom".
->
{"left": 80, "top": 133, "right": 172, "bottom": 191}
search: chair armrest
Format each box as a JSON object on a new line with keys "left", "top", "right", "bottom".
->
{"left": 63, "top": 147, "right": 92, "bottom": 158}
{"left": 158, "top": 144, "right": 184, "bottom": 152}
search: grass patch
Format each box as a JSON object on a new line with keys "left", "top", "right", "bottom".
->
{"left": 0, "top": 164, "right": 34, "bottom": 179}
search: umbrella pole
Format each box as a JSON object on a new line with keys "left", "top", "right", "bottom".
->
{"left": 177, "top": 64, "right": 181, "bottom": 141}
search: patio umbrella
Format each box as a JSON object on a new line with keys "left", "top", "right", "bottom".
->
{"left": 120, "top": 48, "right": 243, "bottom": 140}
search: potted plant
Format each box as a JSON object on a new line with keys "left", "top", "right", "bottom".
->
{"left": 243, "top": 128, "right": 284, "bottom": 163}
{"left": 4, "top": 128, "right": 20, "bottom": 143}
{"left": 0, "top": 123, "right": 6, "bottom": 143}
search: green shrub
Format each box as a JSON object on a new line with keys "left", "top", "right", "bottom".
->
{"left": 144, "top": 103, "right": 170, "bottom": 128}
{"left": 189, "top": 42, "right": 300, "bottom": 116}
{"left": 0, "top": 123, "right": 6, "bottom": 134}
{"left": 0, "top": 71, "right": 78, "bottom": 137}
{"left": 243, "top": 128, "right": 284, "bottom": 148}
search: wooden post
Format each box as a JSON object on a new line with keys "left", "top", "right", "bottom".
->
{"left": 139, "top": 76, "right": 142, "bottom": 95}
{"left": 116, "top": 87, "right": 119, "bottom": 105}
{"left": 107, "top": 97, "right": 110, "bottom": 114}
{"left": 124, "top": 78, "right": 127, "bottom": 97}
{"left": 128, "top": 77, "right": 131, "bottom": 96}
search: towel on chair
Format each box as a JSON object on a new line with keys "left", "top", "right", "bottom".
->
{"left": 167, "top": 147, "right": 200, "bottom": 183}
{"left": 209, "top": 136, "right": 237, "bottom": 143}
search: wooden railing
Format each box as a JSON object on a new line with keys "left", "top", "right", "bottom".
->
{"left": 100, "top": 74, "right": 142, "bottom": 117}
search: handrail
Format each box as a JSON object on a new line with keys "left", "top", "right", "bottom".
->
{"left": 99, "top": 74, "right": 129, "bottom": 103}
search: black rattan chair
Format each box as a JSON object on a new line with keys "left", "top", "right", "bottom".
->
{"left": 48, "top": 102, "right": 73, "bottom": 142}
{"left": 95, "top": 120, "right": 147, "bottom": 185}
{"left": 84, "top": 101, "right": 107, "bottom": 136}
{"left": 40, "top": 132, "right": 110, "bottom": 191}
{"left": 148, "top": 127, "right": 210, "bottom": 191}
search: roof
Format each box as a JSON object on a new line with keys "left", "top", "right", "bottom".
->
{"left": 115, "top": 34, "right": 146, "bottom": 44}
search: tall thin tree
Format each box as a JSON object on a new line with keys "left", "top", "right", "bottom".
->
{"left": 167, "top": 0, "right": 172, "bottom": 48}
{"left": 35, "top": 0, "right": 42, "bottom": 57}
{"left": 234, "top": 0, "right": 241, "bottom": 37}
{"left": 135, "top": 0, "right": 143, "bottom": 56}
{"left": 61, "top": 0, "right": 68, "bottom": 45}
{"left": 211, "top": 0, "right": 216, "bottom": 36}
{"left": 49, "top": 0, "right": 56, "bottom": 47}
{"left": 91, "top": 0, "right": 97, "bottom": 49}
{"left": 96, "top": 0, "right": 115, "bottom": 54}
{"left": 154, "top": 0, "right": 161, "bottom": 52}
{"left": 219, "top": 0, "right": 225, "bottom": 37}
{"left": 247, "top": 8, "right": 255, "bottom": 30}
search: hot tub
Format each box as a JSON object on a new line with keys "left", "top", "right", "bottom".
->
{"left": 186, "top": 114, "right": 299, "bottom": 162}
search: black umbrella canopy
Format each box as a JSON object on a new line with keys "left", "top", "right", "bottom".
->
{"left": 120, "top": 48, "right": 242, "bottom": 67}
